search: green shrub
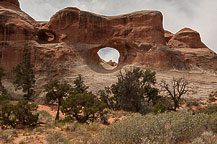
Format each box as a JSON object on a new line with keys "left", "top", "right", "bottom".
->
{"left": 91, "top": 112, "right": 212, "bottom": 144}
{"left": 197, "top": 104, "right": 217, "bottom": 114}
{"left": 208, "top": 114, "right": 217, "bottom": 133}
{"left": 153, "top": 101, "right": 166, "bottom": 114}
{"left": 38, "top": 110, "right": 52, "bottom": 123}
{"left": 0, "top": 129, "right": 17, "bottom": 143}
{"left": 61, "top": 92, "right": 106, "bottom": 123}
{"left": 47, "top": 131, "right": 71, "bottom": 144}
{"left": 0, "top": 94, "right": 9, "bottom": 105}
{"left": 192, "top": 131, "right": 217, "bottom": 144}
{"left": 63, "top": 122, "right": 78, "bottom": 132}
{"left": 0, "top": 100, "right": 39, "bottom": 129}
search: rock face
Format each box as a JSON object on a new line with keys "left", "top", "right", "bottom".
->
{"left": 0, "top": 0, "right": 216, "bottom": 77}
{"left": 164, "top": 30, "right": 174, "bottom": 43}
{"left": 46, "top": 7, "right": 165, "bottom": 45}
{"left": 0, "top": 0, "right": 38, "bottom": 73}
{"left": 168, "top": 28, "right": 207, "bottom": 48}
{"left": 106, "top": 60, "right": 118, "bottom": 67}
{"left": 0, "top": 0, "right": 20, "bottom": 9}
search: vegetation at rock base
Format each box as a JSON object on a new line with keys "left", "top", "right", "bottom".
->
{"left": 0, "top": 100, "right": 39, "bottom": 129}
{"left": 99, "top": 67, "right": 159, "bottom": 113}
{"left": 0, "top": 67, "right": 216, "bottom": 143}
{"left": 44, "top": 80, "right": 71, "bottom": 121}
{"left": 12, "top": 48, "right": 35, "bottom": 101}
{"left": 91, "top": 112, "right": 217, "bottom": 144}
{"left": 160, "top": 78, "right": 193, "bottom": 111}
{"left": 73, "top": 74, "right": 89, "bottom": 94}
{"left": 61, "top": 92, "right": 106, "bottom": 123}
{"left": 61, "top": 75, "right": 106, "bottom": 123}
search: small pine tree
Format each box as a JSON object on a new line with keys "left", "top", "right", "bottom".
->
{"left": 44, "top": 80, "right": 71, "bottom": 121}
{"left": 61, "top": 75, "right": 106, "bottom": 123}
{"left": 61, "top": 92, "right": 106, "bottom": 123}
{"left": 0, "top": 100, "right": 38, "bottom": 129}
{"left": 73, "top": 74, "right": 89, "bottom": 94}
{"left": 12, "top": 48, "right": 35, "bottom": 101}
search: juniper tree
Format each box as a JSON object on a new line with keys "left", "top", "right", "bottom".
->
{"left": 99, "top": 67, "right": 159, "bottom": 113}
{"left": 44, "top": 80, "right": 71, "bottom": 121}
{"left": 12, "top": 48, "right": 35, "bottom": 101}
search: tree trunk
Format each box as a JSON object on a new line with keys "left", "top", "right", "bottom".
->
{"left": 55, "top": 98, "right": 61, "bottom": 121}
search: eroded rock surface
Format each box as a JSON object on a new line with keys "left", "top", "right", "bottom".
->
{"left": 0, "top": 0, "right": 216, "bottom": 76}
{"left": 168, "top": 28, "right": 207, "bottom": 48}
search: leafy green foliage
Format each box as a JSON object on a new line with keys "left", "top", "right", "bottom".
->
{"left": 12, "top": 49, "right": 35, "bottom": 101}
{"left": 98, "top": 86, "right": 118, "bottom": 110}
{"left": 44, "top": 80, "right": 71, "bottom": 121}
{"left": 153, "top": 101, "right": 166, "bottom": 114}
{"left": 73, "top": 74, "right": 89, "bottom": 94}
{"left": 61, "top": 92, "right": 106, "bottom": 123}
{"left": 0, "top": 94, "right": 9, "bottom": 105}
{"left": 59, "top": 75, "right": 106, "bottom": 123}
{"left": 99, "top": 67, "right": 159, "bottom": 113}
{"left": 197, "top": 104, "right": 217, "bottom": 114}
{"left": 0, "top": 100, "right": 38, "bottom": 129}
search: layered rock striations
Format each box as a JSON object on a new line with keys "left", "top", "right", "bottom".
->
{"left": 0, "top": 0, "right": 216, "bottom": 77}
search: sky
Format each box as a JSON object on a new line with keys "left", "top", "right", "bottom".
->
{"left": 19, "top": 0, "right": 217, "bottom": 63}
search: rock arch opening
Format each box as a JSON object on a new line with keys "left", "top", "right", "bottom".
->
{"left": 97, "top": 47, "right": 120, "bottom": 70}
{"left": 37, "top": 29, "right": 56, "bottom": 44}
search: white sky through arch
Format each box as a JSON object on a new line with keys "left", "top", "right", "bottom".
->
{"left": 97, "top": 48, "right": 120, "bottom": 63}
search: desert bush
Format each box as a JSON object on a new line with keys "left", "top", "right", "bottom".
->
{"left": 0, "top": 129, "right": 17, "bottom": 143}
{"left": 197, "top": 104, "right": 217, "bottom": 114}
{"left": 0, "top": 94, "right": 9, "bottom": 105}
{"left": 61, "top": 92, "right": 106, "bottom": 123}
{"left": 192, "top": 131, "right": 217, "bottom": 144}
{"left": 153, "top": 101, "right": 166, "bottom": 114}
{"left": 38, "top": 110, "right": 52, "bottom": 123}
{"left": 91, "top": 112, "right": 212, "bottom": 144}
{"left": 63, "top": 122, "right": 78, "bottom": 132}
{"left": 207, "top": 114, "right": 217, "bottom": 133}
{"left": 0, "top": 100, "right": 39, "bottom": 129}
{"left": 47, "top": 131, "right": 71, "bottom": 144}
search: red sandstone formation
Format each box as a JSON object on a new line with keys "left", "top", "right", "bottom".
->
{"left": 106, "top": 60, "right": 118, "bottom": 67}
{"left": 46, "top": 7, "right": 165, "bottom": 45}
{"left": 164, "top": 30, "right": 174, "bottom": 43}
{"left": 0, "top": 0, "right": 216, "bottom": 76}
{"left": 168, "top": 28, "right": 207, "bottom": 48}
{"left": 0, "top": 0, "right": 20, "bottom": 8}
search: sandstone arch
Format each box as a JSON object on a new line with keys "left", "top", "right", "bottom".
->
{"left": 86, "top": 41, "right": 138, "bottom": 72}
{"left": 37, "top": 29, "right": 57, "bottom": 44}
